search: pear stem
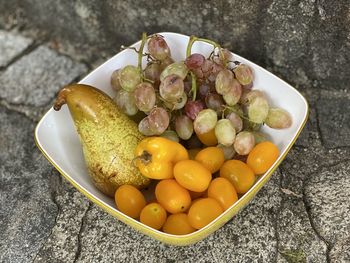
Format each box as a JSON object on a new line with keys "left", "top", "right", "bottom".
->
{"left": 54, "top": 86, "right": 72, "bottom": 111}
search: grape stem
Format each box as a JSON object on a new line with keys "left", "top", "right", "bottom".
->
{"left": 138, "top": 32, "right": 148, "bottom": 79}
{"left": 223, "top": 105, "right": 251, "bottom": 121}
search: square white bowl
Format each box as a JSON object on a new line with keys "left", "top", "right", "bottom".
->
{"left": 35, "top": 32, "right": 309, "bottom": 246}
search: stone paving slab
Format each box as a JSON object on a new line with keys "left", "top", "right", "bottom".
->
{"left": 0, "top": 30, "right": 33, "bottom": 68}
{"left": 304, "top": 161, "right": 350, "bottom": 245}
{"left": 0, "top": 45, "right": 87, "bottom": 106}
{"left": 0, "top": 106, "right": 59, "bottom": 263}
{"left": 317, "top": 97, "right": 350, "bottom": 148}
{"left": 0, "top": 27, "right": 350, "bottom": 263}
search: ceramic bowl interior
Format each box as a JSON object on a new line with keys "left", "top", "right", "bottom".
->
{"left": 35, "top": 32, "right": 309, "bottom": 245}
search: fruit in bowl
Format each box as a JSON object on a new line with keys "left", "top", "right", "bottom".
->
{"left": 36, "top": 32, "right": 308, "bottom": 245}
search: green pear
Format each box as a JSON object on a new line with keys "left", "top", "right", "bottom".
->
{"left": 54, "top": 84, "right": 150, "bottom": 197}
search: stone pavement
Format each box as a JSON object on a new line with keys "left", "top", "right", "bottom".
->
{"left": 0, "top": 29, "right": 349, "bottom": 263}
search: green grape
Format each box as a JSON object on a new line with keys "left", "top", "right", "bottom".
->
{"left": 161, "top": 130, "right": 180, "bottom": 142}
{"left": 234, "top": 64, "right": 254, "bottom": 85}
{"left": 113, "top": 89, "right": 138, "bottom": 116}
{"left": 160, "top": 62, "right": 189, "bottom": 82}
{"left": 243, "top": 119, "right": 262, "bottom": 131}
{"left": 144, "top": 63, "right": 161, "bottom": 85}
{"left": 240, "top": 89, "right": 265, "bottom": 105}
{"left": 265, "top": 108, "right": 292, "bottom": 129}
{"left": 215, "top": 69, "right": 234, "bottom": 95}
{"left": 163, "top": 93, "right": 187, "bottom": 110}
{"left": 224, "top": 104, "right": 244, "bottom": 117}
{"left": 252, "top": 131, "right": 270, "bottom": 144}
{"left": 247, "top": 96, "right": 269, "bottom": 124}
{"left": 175, "top": 115, "right": 194, "bottom": 140}
{"left": 214, "top": 119, "right": 236, "bottom": 146}
{"left": 226, "top": 112, "right": 243, "bottom": 133}
{"left": 233, "top": 131, "right": 255, "bottom": 155}
{"left": 217, "top": 144, "right": 236, "bottom": 160}
{"left": 134, "top": 82, "right": 156, "bottom": 112}
{"left": 119, "top": 65, "right": 142, "bottom": 92}
{"left": 159, "top": 74, "right": 184, "bottom": 102}
{"left": 111, "top": 69, "right": 121, "bottom": 91}
{"left": 194, "top": 109, "right": 218, "bottom": 134}
{"left": 148, "top": 35, "right": 171, "bottom": 60}
{"left": 222, "top": 79, "right": 242, "bottom": 106}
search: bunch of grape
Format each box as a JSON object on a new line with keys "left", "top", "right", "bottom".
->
{"left": 111, "top": 33, "right": 292, "bottom": 158}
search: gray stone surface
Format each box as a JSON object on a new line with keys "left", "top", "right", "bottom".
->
{"left": 317, "top": 97, "right": 350, "bottom": 148}
{"left": 0, "top": 30, "right": 32, "bottom": 67}
{"left": 0, "top": 45, "right": 86, "bottom": 106}
{"left": 329, "top": 239, "right": 350, "bottom": 263}
{"left": 33, "top": 181, "right": 90, "bottom": 263}
{"left": 0, "top": 106, "right": 59, "bottom": 263}
{"left": 304, "top": 161, "right": 350, "bottom": 245}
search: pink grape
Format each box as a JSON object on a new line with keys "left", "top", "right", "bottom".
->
{"left": 184, "top": 100, "right": 205, "bottom": 120}
{"left": 160, "top": 57, "right": 175, "bottom": 71}
{"left": 185, "top": 53, "right": 205, "bottom": 70}
{"left": 194, "top": 109, "right": 218, "bottom": 134}
{"left": 113, "top": 89, "right": 138, "bottom": 116}
{"left": 222, "top": 79, "right": 242, "bottom": 106}
{"left": 138, "top": 107, "right": 170, "bottom": 135}
{"left": 205, "top": 93, "right": 224, "bottom": 115}
{"left": 144, "top": 63, "right": 161, "bottom": 86}
{"left": 175, "top": 115, "right": 194, "bottom": 140}
{"left": 111, "top": 69, "right": 122, "bottom": 91}
{"left": 148, "top": 35, "right": 171, "bottom": 61}
{"left": 233, "top": 131, "right": 255, "bottom": 155}
{"left": 226, "top": 112, "right": 243, "bottom": 133}
{"left": 265, "top": 108, "right": 292, "bottom": 129}
{"left": 234, "top": 64, "right": 254, "bottom": 85}
{"left": 159, "top": 74, "right": 184, "bottom": 102}
{"left": 134, "top": 82, "right": 156, "bottom": 112}
{"left": 215, "top": 69, "right": 234, "bottom": 95}
{"left": 240, "top": 89, "right": 265, "bottom": 105}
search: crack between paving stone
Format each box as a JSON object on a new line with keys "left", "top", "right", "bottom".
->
{"left": 0, "top": 99, "right": 44, "bottom": 122}
{"left": 274, "top": 169, "right": 283, "bottom": 263}
{"left": 298, "top": 159, "right": 350, "bottom": 263}
{"left": 301, "top": 180, "right": 331, "bottom": 263}
{"left": 314, "top": 102, "right": 326, "bottom": 148}
{"left": 32, "top": 188, "right": 61, "bottom": 263}
{"left": 73, "top": 202, "right": 91, "bottom": 263}
{"left": 0, "top": 41, "right": 40, "bottom": 71}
